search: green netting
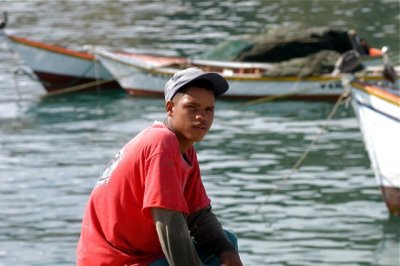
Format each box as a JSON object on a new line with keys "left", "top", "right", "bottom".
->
{"left": 196, "top": 39, "right": 253, "bottom": 61}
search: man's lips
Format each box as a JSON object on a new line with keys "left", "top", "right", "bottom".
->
{"left": 192, "top": 124, "right": 208, "bottom": 130}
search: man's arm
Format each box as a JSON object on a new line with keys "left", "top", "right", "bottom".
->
{"left": 187, "top": 205, "right": 243, "bottom": 265}
{"left": 187, "top": 205, "right": 235, "bottom": 254}
{"left": 151, "top": 208, "right": 202, "bottom": 266}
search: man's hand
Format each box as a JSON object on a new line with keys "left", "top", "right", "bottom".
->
{"left": 220, "top": 251, "right": 243, "bottom": 266}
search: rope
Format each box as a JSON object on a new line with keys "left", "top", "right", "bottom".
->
{"left": 42, "top": 62, "right": 96, "bottom": 88}
{"left": 45, "top": 77, "right": 108, "bottom": 96}
{"left": 44, "top": 61, "right": 140, "bottom": 96}
{"left": 254, "top": 86, "right": 351, "bottom": 215}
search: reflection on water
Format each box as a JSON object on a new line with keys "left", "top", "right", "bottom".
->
{"left": 4, "top": 0, "right": 399, "bottom": 55}
{"left": 1, "top": 0, "right": 399, "bottom": 265}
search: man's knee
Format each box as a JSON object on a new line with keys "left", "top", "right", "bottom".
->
{"left": 223, "top": 230, "right": 238, "bottom": 251}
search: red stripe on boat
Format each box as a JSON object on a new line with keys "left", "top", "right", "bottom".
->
{"left": 9, "top": 35, "right": 95, "bottom": 61}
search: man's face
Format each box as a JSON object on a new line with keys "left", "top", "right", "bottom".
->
{"left": 167, "top": 86, "right": 215, "bottom": 144}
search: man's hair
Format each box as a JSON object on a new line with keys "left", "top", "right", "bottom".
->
{"left": 172, "top": 79, "right": 215, "bottom": 100}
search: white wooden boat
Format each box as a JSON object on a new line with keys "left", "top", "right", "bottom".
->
{"left": 349, "top": 79, "right": 400, "bottom": 215}
{"left": 2, "top": 31, "right": 121, "bottom": 93}
{"left": 94, "top": 48, "right": 394, "bottom": 101}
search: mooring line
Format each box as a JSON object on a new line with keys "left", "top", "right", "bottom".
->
{"left": 45, "top": 74, "right": 115, "bottom": 96}
{"left": 254, "top": 86, "right": 351, "bottom": 216}
{"left": 12, "top": 68, "right": 23, "bottom": 117}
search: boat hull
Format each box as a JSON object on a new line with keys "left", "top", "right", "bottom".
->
{"left": 5, "top": 34, "right": 121, "bottom": 93}
{"left": 33, "top": 70, "right": 119, "bottom": 93}
{"left": 381, "top": 186, "right": 400, "bottom": 215}
{"left": 95, "top": 49, "right": 387, "bottom": 101}
{"left": 351, "top": 80, "right": 400, "bottom": 215}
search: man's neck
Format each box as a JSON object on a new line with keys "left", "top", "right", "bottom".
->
{"left": 164, "top": 119, "right": 192, "bottom": 154}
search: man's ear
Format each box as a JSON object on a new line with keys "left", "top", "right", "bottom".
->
{"left": 165, "top": 100, "right": 174, "bottom": 117}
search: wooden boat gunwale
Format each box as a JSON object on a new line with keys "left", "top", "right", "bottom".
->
{"left": 351, "top": 80, "right": 400, "bottom": 106}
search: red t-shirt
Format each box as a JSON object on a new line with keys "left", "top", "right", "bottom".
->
{"left": 77, "top": 122, "right": 211, "bottom": 265}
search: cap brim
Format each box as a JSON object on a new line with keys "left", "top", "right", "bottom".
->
{"left": 189, "top": 72, "right": 229, "bottom": 97}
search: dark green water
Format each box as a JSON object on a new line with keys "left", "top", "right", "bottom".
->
{"left": 0, "top": 1, "right": 399, "bottom": 265}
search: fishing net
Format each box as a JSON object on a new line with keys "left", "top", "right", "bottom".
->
{"left": 196, "top": 26, "right": 365, "bottom": 76}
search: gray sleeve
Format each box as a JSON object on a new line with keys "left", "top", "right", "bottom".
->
{"left": 188, "top": 205, "right": 237, "bottom": 256}
{"left": 151, "top": 208, "right": 203, "bottom": 266}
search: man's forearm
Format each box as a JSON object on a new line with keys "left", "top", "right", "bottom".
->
{"left": 187, "top": 205, "right": 236, "bottom": 255}
{"left": 151, "top": 208, "right": 202, "bottom": 266}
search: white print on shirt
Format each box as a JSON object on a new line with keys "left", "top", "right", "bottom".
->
{"left": 96, "top": 149, "right": 124, "bottom": 186}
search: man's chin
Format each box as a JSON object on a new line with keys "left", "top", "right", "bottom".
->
{"left": 191, "top": 133, "right": 207, "bottom": 142}
{"left": 192, "top": 136, "right": 205, "bottom": 142}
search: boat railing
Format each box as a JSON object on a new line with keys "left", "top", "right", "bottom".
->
{"left": 188, "top": 58, "right": 273, "bottom": 70}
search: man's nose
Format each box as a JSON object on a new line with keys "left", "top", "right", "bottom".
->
{"left": 195, "top": 110, "right": 206, "bottom": 120}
